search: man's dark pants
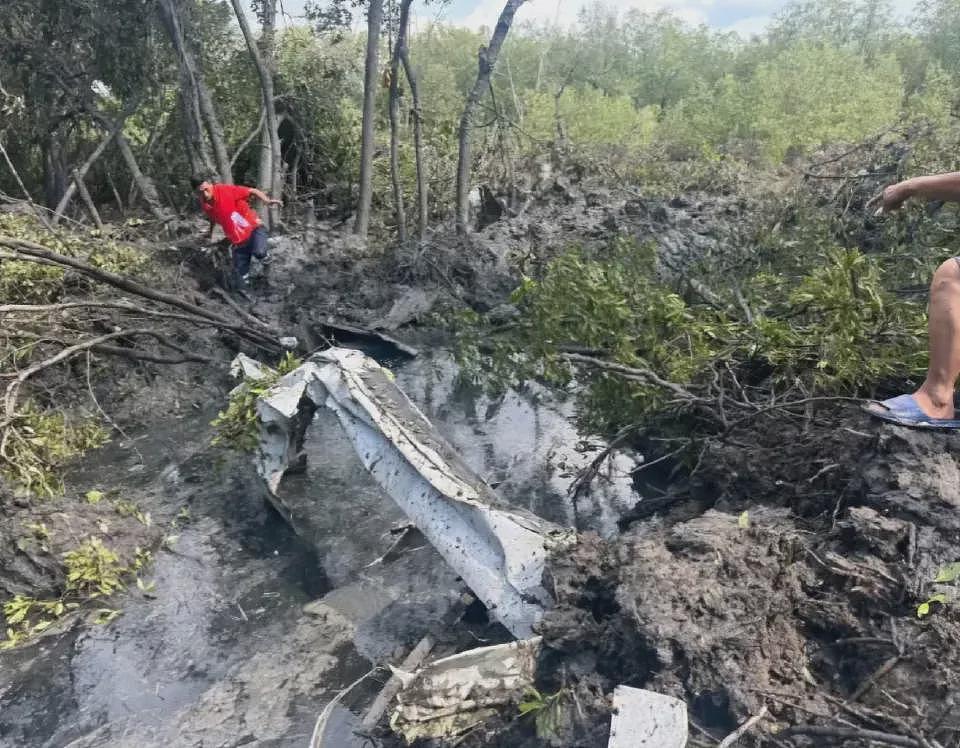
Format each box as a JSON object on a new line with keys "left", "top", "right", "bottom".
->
{"left": 231, "top": 226, "right": 268, "bottom": 281}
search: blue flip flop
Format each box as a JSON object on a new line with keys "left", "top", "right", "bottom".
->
{"left": 863, "top": 394, "right": 960, "bottom": 430}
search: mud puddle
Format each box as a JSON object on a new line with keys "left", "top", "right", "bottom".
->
{"left": 0, "top": 345, "right": 640, "bottom": 747}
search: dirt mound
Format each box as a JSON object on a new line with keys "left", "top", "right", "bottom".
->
{"left": 530, "top": 421, "right": 960, "bottom": 746}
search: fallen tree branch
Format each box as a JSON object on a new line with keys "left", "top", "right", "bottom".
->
{"left": 568, "top": 422, "right": 641, "bottom": 500}
{"left": 0, "top": 300, "right": 264, "bottom": 340}
{"left": 3, "top": 328, "right": 215, "bottom": 425}
{"left": 0, "top": 235, "right": 280, "bottom": 350}
{"left": 560, "top": 352, "right": 706, "bottom": 403}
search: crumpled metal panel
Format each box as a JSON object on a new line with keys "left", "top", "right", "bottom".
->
{"left": 252, "top": 348, "right": 576, "bottom": 638}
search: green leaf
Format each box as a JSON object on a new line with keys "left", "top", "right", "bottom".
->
{"left": 934, "top": 562, "right": 960, "bottom": 583}
{"left": 85, "top": 490, "right": 104, "bottom": 504}
{"left": 738, "top": 511, "right": 750, "bottom": 529}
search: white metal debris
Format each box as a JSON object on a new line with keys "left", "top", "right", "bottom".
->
{"left": 607, "top": 686, "right": 688, "bottom": 748}
{"left": 389, "top": 637, "right": 542, "bottom": 742}
{"left": 252, "top": 348, "right": 576, "bottom": 638}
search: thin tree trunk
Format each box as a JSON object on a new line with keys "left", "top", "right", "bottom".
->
{"left": 354, "top": 0, "right": 384, "bottom": 238}
{"left": 91, "top": 110, "right": 170, "bottom": 222}
{"left": 71, "top": 169, "right": 104, "bottom": 231}
{"left": 288, "top": 148, "right": 301, "bottom": 200}
{"left": 455, "top": 0, "right": 526, "bottom": 235}
{"left": 388, "top": 0, "right": 411, "bottom": 243}
{"left": 231, "top": 110, "right": 265, "bottom": 171}
{"left": 158, "top": 0, "right": 214, "bottom": 176}
{"left": 230, "top": 0, "right": 282, "bottom": 227}
{"left": 52, "top": 122, "right": 123, "bottom": 224}
{"left": 0, "top": 138, "right": 53, "bottom": 229}
{"left": 399, "top": 43, "right": 426, "bottom": 239}
{"left": 195, "top": 79, "right": 232, "bottom": 184}
{"left": 106, "top": 168, "right": 125, "bottom": 216}
{"left": 112, "top": 131, "right": 170, "bottom": 221}
{"left": 158, "top": 0, "right": 230, "bottom": 182}
{"left": 43, "top": 134, "right": 69, "bottom": 210}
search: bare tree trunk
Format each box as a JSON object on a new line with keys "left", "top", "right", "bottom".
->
{"left": 0, "top": 138, "right": 52, "bottom": 229}
{"left": 388, "top": 0, "right": 411, "bottom": 243}
{"left": 455, "top": 0, "right": 526, "bottom": 235}
{"left": 42, "top": 134, "right": 69, "bottom": 210}
{"left": 288, "top": 148, "right": 301, "bottom": 201}
{"left": 158, "top": 0, "right": 231, "bottom": 182}
{"left": 113, "top": 131, "right": 170, "bottom": 221}
{"left": 195, "top": 77, "right": 232, "bottom": 184}
{"left": 230, "top": 0, "right": 282, "bottom": 227}
{"left": 71, "top": 169, "right": 104, "bottom": 231}
{"left": 106, "top": 169, "right": 124, "bottom": 216}
{"left": 399, "top": 48, "right": 427, "bottom": 240}
{"left": 90, "top": 110, "right": 170, "bottom": 222}
{"left": 231, "top": 110, "right": 265, "bottom": 171}
{"left": 52, "top": 122, "right": 123, "bottom": 224}
{"left": 158, "top": 0, "right": 214, "bottom": 176}
{"left": 354, "top": 0, "right": 384, "bottom": 238}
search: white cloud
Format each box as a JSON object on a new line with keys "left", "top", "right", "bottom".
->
{"left": 459, "top": 0, "right": 713, "bottom": 31}
{"left": 722, "top": 13, "right": 771, "bottom": 37}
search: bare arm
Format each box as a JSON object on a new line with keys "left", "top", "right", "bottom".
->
{"left": 247, "top": 187, "right": 282, "bottom": 207}
{"left": 882, "top": 172, "right": 960, "bottom": 212}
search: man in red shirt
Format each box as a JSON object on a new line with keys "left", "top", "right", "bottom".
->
{"left": 191, "top": 177, "right": 282, "bottom": 288}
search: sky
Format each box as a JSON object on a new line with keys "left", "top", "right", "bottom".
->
{"left": 274, "top": 0, "right": 923, "bottom": 37}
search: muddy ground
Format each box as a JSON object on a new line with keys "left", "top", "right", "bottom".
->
{"left": 3, "top": 146, "right": 960, "bottom": 748}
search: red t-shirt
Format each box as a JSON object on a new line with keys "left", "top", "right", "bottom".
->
{"left": 200, "top": 184, "right": 261, "bottom": 245}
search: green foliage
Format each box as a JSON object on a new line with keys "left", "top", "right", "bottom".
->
{"left": 63, "top": 537, "right": 126, "bottom": 597}
{"left": 523, "top": 90, "right": 657, "bottom": 154}
{"left": 211, "top": 353, "right": 302, "bottom": 451}
{"left": 2, "top": 404, "right": 109, "bottom": 497}
{"left": 113, "top": 498, "right": 151, "bottom": 526}
{"left": 456, "top": 235, "right": 927, "bottom": 435}
{"left": 518, "top": 687, "right": 568, "bottom": 740}
{"left": 1, "top": 534, "right": 154, "bottom": 649}
{"left": 0, "top": 214, "right": 150, "bottom": 304}
{"left": 661, "top": 44, "right": 903, "bottom": 161}
{"left": 918, "top": 561, "right": 960, "bottom": 618}
{"left": 1, "top": 595, "right": 73, "bottom": 649}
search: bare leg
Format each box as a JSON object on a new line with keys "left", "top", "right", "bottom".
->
{"left": 914, "top": 258, "right": 960, "bottom": 418}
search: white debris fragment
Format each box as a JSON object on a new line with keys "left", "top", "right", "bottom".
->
{"left": 390, "top": 637, "right": 542, "bottom": 742}
{"left": 608, "top": 686, "right": 688, "bottom": 748}
{"left": 230, "top": 352, "right": 271, "bottom": 381}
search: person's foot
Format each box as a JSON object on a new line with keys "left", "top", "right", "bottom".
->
{"left": 913, "top": 388, "right": 956, "bottom": 420}
{"left": 863, "top": 394, "right": 960, "bottom": 429}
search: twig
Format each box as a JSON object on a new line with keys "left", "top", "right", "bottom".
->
{"left": 308, "top": 667, "right": 381, "bottom": 748}
{"left": 723, "top": 396, "right": 864, "bottom": 434}
{"left": 846, "top": 655, "right": 902, "bottom": 705}
{"left": 568, "top": 422, "right": 640, "bottom": 499}
{"left": 85, "top": 351, "right": 143, "bottom": 464}
{"left": 780, "top": 724, "right": 921, "bottom": 747}
{"left": 718, "top": 705, "right": 768, "bottom": 747}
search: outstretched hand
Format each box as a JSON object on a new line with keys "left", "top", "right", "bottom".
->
{"left": 268, "top": 198, "right": 283, "bottom": 207}
{"left": 867, "top": 181, "right": 911, "bottom": 217}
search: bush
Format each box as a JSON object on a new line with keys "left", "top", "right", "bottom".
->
{"left": 456, "top": 235, "right": 927, "bottom": 435}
